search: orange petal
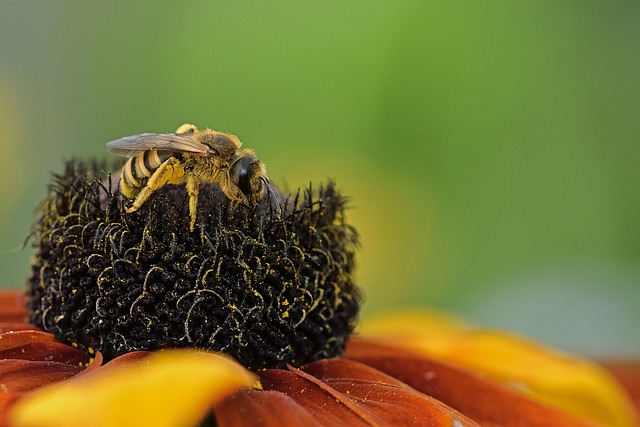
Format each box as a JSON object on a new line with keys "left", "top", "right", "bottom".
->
{"left": 601, "top": 361, "right": 640, "bottom": 414}
{"left": 346, "top": 337, "right": 601, "bottom": 427}
{"left": 0, "top": 332, "right": 86, "bottom": 365}
{"left": 0, "top": 323, "right": 39, "bottom": 333}
{"left": 252, "top": 359, "right": 478, "bottom": 426}
{"left": 216, "top": 389, "right": 319, "bottom": 427}
{"left": 0, "top": 329, "right": 94, "bottom": 427}
{"left": 259, "top": 369, "right": 374, "bottom": 426}
{"left": 0, "top": 360, "right": 86, "bottom": 426}
{"left": 301, "top": 358, "right": 479, "bottom": 426}
{"left": 9, "top": 349, "right": 256, "bottom": 427}
{"left": 360, "top": 310, "right": 640, "bottom": 427}
{"left": 0, "top": 330, "right": 56, "bottom": 349}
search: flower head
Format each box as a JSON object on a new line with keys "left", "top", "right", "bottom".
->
{"left": 1, "top": 157, "right": 638, "bottom": 426}
{"left": 26, "top": 159, "right": 361, "bottom": 369}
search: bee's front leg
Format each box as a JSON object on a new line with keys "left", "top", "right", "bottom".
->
{"left": 227, "top": 183, "right": 251, "bottom": 207}
{"left": 185, "top": 174, "right": 199, "bottom": 231}
{"left": 126, "top": 157, "right": 182, "bottom": 214}
{"left": 219, "top": 172, "right": 250, "bottom": 207}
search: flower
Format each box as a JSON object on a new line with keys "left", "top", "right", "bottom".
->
{"left": 2, "top": 157, "right": 639, "bottom": 426}
{"left": 26, "top": 160, "right": 360, "bottom": 369}
{"left": 2, "top": 289, "right": 639, "bottom": 427}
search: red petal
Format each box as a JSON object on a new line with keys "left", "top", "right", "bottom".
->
{"left": 0, "top": 330, "right": 86, "bottom": 365}
{"left": 0, "top": 328, "right": 96, "bottom": 427}
{"left": 0, "top": 360, "right": 84, "bottom": 426}
{"left": 345, "top": 338, "right": 598, "bottom": 427}
{"left": 602, "top": 361, "right": 640, "bottom": 414}
{"left": 216, "top": 389, "right": 319, "bottom": 427}
{"left": 300, "top": 358, "right": 479, "bottom": 426}
{"left": 0, "top": 359, "right": 84, "bottom": 393}
{"left": 0, "top": 323, "right": 40, "bottom": 333}
{"left": 0, "top": 330, "right": 55, "bottom": 349}
{"left": 250, "top": 361, "right": 478, "bottom": 427}
{"left": 0, "top": 341, "right": 87, "bottom": 365}
{"left": 259, "top": 368, "right": 379, "bottom": 426}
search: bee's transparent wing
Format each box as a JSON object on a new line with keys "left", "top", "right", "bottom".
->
{"left": 106, "top": 133, "right": 213, "bottom": 157}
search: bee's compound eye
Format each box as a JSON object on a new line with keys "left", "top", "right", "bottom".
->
{"left": 233, "top": 156, "right": 255, "bottom": 196}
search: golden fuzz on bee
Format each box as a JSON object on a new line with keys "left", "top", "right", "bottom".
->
{"left": 106, "top": 123, "right": 269, "bottom": 230}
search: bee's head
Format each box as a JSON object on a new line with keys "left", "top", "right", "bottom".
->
{"left": 230, "top": 149, "right": 267, "bottom": 204}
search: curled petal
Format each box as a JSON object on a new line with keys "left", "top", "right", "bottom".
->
{"left": 73, "top": 350, "right": 151, "bottom": 379}
{"left": 9, "top": 349, "right": 256, "bottom": 427}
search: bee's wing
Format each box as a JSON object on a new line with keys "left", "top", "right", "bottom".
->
{"left": 106, "top": 133, "right": 213, "bottom": 157}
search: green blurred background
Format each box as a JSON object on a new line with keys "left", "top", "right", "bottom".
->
{"left": 1, "top": 1, "right": 639, "bottom": 357}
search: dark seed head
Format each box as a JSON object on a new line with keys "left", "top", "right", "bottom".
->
{"left": 26, "top": 159, "right": 362, "bottom": 370}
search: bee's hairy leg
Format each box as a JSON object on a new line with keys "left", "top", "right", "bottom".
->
{"left": 217, "top": 173, "right": 246, "bottom": 207}
{"left": 185, "top": 174, "right": 199, "bottom": 231}
{"left": 125, "top": 157, "right": 182, "bottom": 214}
{"left": 225, "top": 179, "right": 250, "bottom": 206}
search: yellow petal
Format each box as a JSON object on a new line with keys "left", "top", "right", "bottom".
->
{"left": 360, "top": 310, "right": 639, "bottom": 427}
{"left": 9, "top": 349, "right": 256, "bottom": 427}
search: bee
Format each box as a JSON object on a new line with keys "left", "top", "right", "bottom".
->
{"left": 106, "top": 123, "right": 269, "bottom": 231}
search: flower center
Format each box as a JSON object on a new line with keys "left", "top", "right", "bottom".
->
{"left": 27, "top": 160, "right": 361, "bottom": 370}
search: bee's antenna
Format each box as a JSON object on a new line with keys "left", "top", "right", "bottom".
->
{"left": 262, "top": 177, "right": 282, "bottom": 217}
{"left": 262, "top": 177, "right": 287, "bottom": 239}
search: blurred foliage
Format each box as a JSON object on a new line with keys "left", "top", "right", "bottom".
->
{"left": 1, "top": 0, "right": 639, "bottom": 356}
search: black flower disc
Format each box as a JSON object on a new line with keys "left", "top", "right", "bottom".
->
{"left": 27, "top": 160, "right": 361, "bottom": 370}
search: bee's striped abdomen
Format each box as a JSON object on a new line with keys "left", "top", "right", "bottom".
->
{"left": 120, "top": 150, "right": 173, "bottom": 198}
